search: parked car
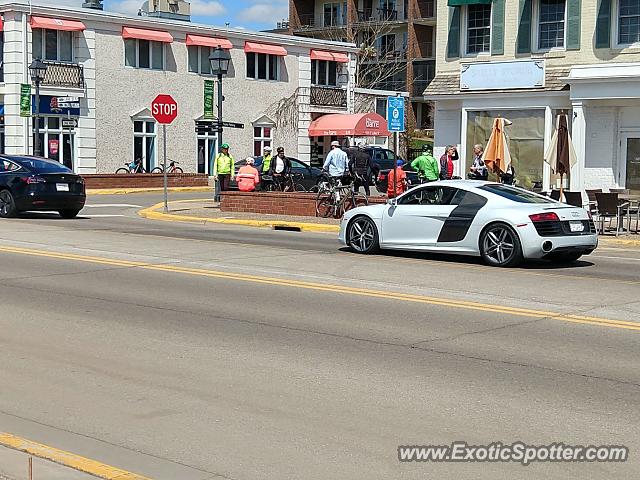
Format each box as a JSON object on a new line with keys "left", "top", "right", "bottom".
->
{"left": 229, "top": 157, "right": 324, "bottom": 191}
{"left": 0, "top": 156, "right": 86, "bottom": 218}
{"left": 340, "top": 181, "right": 598, "bottom": 267}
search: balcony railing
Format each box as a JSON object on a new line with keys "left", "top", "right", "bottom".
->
{"left": 310, "top": 86, "right": 347, "bottom": 109}
{"left": 295, "top": 13, "right": 346, "bottom": 29}
{"left": 295, "top": 14, "right": 317, "bottom": 29}
{"left": 412, "top": 79, "right": 431, "bottom": 96}
{"left": 414, "top": 41, "right": 434, "bottom": 59}
{"left": 372, "top": 79, "right": 406, "bottom": 92}
{"left": 416, "top": 0, "right": 435, "bottom": 19}
{"left": 357, "top": 8, "right": 398, "bottom": 22}
{"left": 41, "top": 60, "right": 85, "bottom": 89}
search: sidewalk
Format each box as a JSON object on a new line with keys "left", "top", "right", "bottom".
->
{"left": 0, "top": 445, "right": 96, "bottom": 480}
{"left": 139, "top": 199, "right": 341, "bottom": 233}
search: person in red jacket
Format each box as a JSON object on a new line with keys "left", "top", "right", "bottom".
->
{"left": 439, "top": 145, "right": 458, "bottom": 180}
{"left": 387, "top": 160, "right": 407, "bottom": 198}
{"left": 237, "top": 157, "right": 260, "bottom": 192}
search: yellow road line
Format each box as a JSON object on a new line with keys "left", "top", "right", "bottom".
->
{"left": 0, "top": 432, "right": 151, "bottom": 480}
{"left": 138, "top": 202, "right": 340, "bottom": 233}
{"left": 0, "top": 244, "right": 638, "bottom": 332}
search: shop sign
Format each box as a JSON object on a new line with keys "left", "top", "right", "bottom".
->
{"left": 203, "top": 80, "right": 215, "bottom": 120}
{"left": 20, "top": 84, "right": 32, "bottom": 117}
{"left": 49, "top": 139, "right": 60, "bottom": 155}
{"left": 32, "top": 95, "right": 80, "bottom": 116}
{"left": 460, "top": 60, "right": 545, "bottom": 91}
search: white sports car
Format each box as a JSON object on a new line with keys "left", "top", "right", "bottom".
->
{"left": 339, "top": 180, "right": 598, "bottom": 267}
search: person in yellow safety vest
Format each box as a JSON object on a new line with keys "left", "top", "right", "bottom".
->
{"left": 213, "top": 143, "right": 235, "bottom": 192}
{"left": 261, "top": 146, "right": 273, "bottom": 175}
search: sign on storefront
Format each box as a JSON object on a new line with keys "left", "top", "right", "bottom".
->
{"left": 32, "top": 96, "right": 80, "bottom": 116}
{"left": 460, "top": 60, "right": 545, "bottom": 91}
{"left": 387, "top": 96, "right": 405, "bottom": 132}
{"left": 56, "top": 96, "right": 80, "bottom": 109}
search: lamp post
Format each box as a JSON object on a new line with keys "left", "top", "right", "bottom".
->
{"left": 29, "top": 59, "right": 48, "bottom": 157}
{"left": 209, "top": 46, "right": 231, "bottom": 154}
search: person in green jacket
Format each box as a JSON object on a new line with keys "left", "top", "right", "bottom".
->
{"left": 213, "top": 143, "right": 235, "bottom": 192}
{"left": 261, "top": 146, "right": 273, "bottom": 175}
{"left": 411, "top": 145, "right": 439, "bottom": 183}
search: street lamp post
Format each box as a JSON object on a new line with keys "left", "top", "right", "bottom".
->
{"left": 209, "top": 47, "right": 231, "bottom": 154}
{"left": 29, "top": 59, "right": 48, "bottom": 157}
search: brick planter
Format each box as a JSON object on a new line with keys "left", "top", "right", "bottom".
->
{"left": 84, "top": 173, "right": 209, "bottom": 189}
{"left": 220, "top": 190, "right": 387, "bottom": 217}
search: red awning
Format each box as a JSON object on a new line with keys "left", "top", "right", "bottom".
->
{"left": 308, "top": 113, "right": 390, "bottom": 137}
{"left": 122, "top": 26, "right": 173, "bottom": 43}
{"left": 244, "top": 41, "right": 287, "bottom": 56}
{"left": 186, "top": 34, "right": 232, "bottom": 49}
{"left": 30, "top": 16, "right": 86, "bottom": 31}
{"left": 310, "top": 49, "right": 349, "bottom": 63}
{"left": 0, "top": 16, "right": 4, "bottom": 32}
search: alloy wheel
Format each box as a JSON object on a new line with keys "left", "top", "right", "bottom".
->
{"left": 482, "top": 226, "right": 516, "bottom": 265}
{"left": 348, "top": 217, "right": 376, "bottom": 253}
{"left": 0, "top": 191, "right": 13, "bottom": 217}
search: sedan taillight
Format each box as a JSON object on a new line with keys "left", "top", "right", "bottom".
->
{"left": 529, "top": 212, "right": 560, "bottom": 222}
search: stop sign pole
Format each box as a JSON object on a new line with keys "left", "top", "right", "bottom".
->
{"left": 151, "top": 94, "right": 178, "bottom": 213}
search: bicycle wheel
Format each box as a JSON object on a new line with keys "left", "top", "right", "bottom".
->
{"left": 316, "top": 190, "right": 334, "bottom": 218}
{"left": 265, "top": 182, "right": 278, "bottom": 192}
{"left": 115, "top": 168, "right": 130, "bottom": 174}
{"left": 344, "top": 192, "right": 368, "bottom": 212}
{"left": 173, "top": 167, "right": 184, "bottom": 174}
{"left": 151, "top": 167, "right": 163, "bottom": 174}
{"left": 293, "top": 183, "right": 306, "bottom": 192}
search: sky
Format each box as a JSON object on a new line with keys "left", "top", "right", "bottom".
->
{"left": 45, "top": 0, "right": 289, "bottom": 32}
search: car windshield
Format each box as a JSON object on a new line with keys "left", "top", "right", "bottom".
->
{"left": 16, "top": 158, "right": 72, "bottom": 173}
{"left": 479, "top": 184, "right": 554, "bottom": 204}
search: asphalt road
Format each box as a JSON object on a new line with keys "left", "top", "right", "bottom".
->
{"left": 0, "top": 192, "right": 639, "bottom": 480}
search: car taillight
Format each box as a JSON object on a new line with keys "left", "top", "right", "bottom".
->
{"left": 529, "top": 212, "right": 559, "bottom": 222}
{"left": 378, "top": 173, "right": 386, "bottom": 181}
{"left": 24, "top": 176, "right": 46, "bottom": 184}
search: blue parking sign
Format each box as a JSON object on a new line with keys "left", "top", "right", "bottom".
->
{"left": 387, "top": 96, "right": 405, "bottom": 132}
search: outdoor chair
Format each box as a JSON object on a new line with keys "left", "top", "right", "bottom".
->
{"left": 585, "top": 189, "right": 601, "bottom": 217}
{"left": 595, "top": 192, "right": 629, "bottom": 236}
{"left": 563, "top": 191, "right": 584, "bottom": 208}
{"left": 549, "top": 189, "right": 561, "bottom": 201}
{"left": 609, "top": 188, "right": 630, "bottom": 194}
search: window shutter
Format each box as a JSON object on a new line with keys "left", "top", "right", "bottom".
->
{"left": 491, "top": 0, "right": 505, "bottom": 55}
{"left": 566, "top": 0, "right": 581, "bottom": 50}
{"left": 447, "top": 6, "right": 461, "bottom": 58}
{"left": 516, "top": 0, "right": 532, "bottom": 54}
{"left": 596, "top": 0, "right": 612, "bottom": 48}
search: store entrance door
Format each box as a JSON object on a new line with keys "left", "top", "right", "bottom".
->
{"left": 33, "top": 117, "right": 76, "bottom": 171}
{"left": 622, "top": 134, "right": 640, "bottom": 193}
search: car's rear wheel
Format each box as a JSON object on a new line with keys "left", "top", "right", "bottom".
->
{"left": 59, "top": 209, "right": 81, "bottom": 219}
{"left": 547, "top": 252, "right": 583, "bottom": 264}
{"left": 347, "top": 216, "right": 379, "bottom": 254}
{"left": 0, "top": 190, "right": 17, "bottom": 218}
{"left": 480, "top": 223, "right": 522, "bottom": 267}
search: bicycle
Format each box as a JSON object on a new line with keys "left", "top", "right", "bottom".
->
{"left": 315, "top": 175, "right": 368, "bottom": 218}
{"left": 262, "top": 172, "right": 306, "bottom": 192}
{"left": 151, "top": 160, "right": 183, "bottom": 174}
{"left": 116, "top": 158, "right": 145, "bottom": 174}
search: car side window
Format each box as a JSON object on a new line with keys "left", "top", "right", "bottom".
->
{"left": 399, "top": 186, "right": 459, "bottom": 206}
{"left": 0, "top": 160, "right": 22, "bottom": 173}
{"left": 290, "top": 160, "right": 308, "bottom": 174}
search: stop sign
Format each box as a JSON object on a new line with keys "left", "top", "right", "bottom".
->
{"left": 151, "top": 94, "right": 178, "bottom": 124}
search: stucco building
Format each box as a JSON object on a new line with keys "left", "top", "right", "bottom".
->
{"left": 0, "top": 0, "right": 361, "bottom": 174}
{"left": 425, "top": 0, "right": 640, "bottom": 193}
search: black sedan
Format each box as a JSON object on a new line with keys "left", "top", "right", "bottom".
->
{"left": 230, "top": 157, "right": 324, "bottom": 191}
{"left": 0, "top": 156, "right": 86, "bottom": 218}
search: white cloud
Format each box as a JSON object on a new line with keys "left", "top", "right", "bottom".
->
{"left": 189, "top": 0, "right": 225, "bottom": 16}
{"left": 237, "top": 2, "right": 288, "bottom": 25}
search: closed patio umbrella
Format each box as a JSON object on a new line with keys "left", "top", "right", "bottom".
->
{"left": 545, "top": 114, "right": 577, "bottom": 201}
{"left": 482, "top": 117, "right": 513, "bottom": 176}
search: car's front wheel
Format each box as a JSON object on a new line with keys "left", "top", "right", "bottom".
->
{"left": 347, "top": 216, "right": 379, "bottom": 254}
{"left": 0, "top": 190, "right": 18, "bottom": 218}
{"left": 480, "top": 223, "right": 522, "bottom": 267}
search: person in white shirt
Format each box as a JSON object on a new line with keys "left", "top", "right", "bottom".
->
{"left": 323, "top": 141, "right": 348, "bottom": 183}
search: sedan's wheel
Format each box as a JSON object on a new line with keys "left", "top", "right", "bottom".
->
{"left": 480, "top": 223, "right": 522, "bottom": 267}
{"left": 0, "top": 190, "right": 17, "bottom": 218}
{"left": 59, "top": 209, "right": 81, "bottom": 219}
{"left": 347, "top": 216, "right": 379, "bottom": 254}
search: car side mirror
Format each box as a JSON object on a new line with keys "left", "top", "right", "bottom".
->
{"left": 387, "top": 198, "right": 397, "bottom": 206}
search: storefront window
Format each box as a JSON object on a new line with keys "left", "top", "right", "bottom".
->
{"left": 466, "top": 110, "right": 545, "bottom": 189}
{"left": 32, "top": 116, "right": 75, "bottom": 170}
{"left": 253, "top": 126, "right": 273, "bottom": 156}
{"left": 133, "top": 120, "right": 157, "bottom": 172}
{"left": 196, "top": 121, "right": 217, "bottom": 174}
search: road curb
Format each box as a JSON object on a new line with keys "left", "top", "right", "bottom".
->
{"left": 87, "top": 186, "right": 212, "bottom": 195}
{"left": 138, "top": 201, "right": 341, "bottom": 233}
{"left": 598, "top": 237, "right": 640, "bottom": 248}
{"left": 0, "top": 433, "right": 152, "bottom": 480}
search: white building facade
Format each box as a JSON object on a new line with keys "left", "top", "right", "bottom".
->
{"left": 0, "top": 1, "right": 359, "bottom": 174}
{"left": 425, "top": 0, "right": 640, "bottom": 193}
